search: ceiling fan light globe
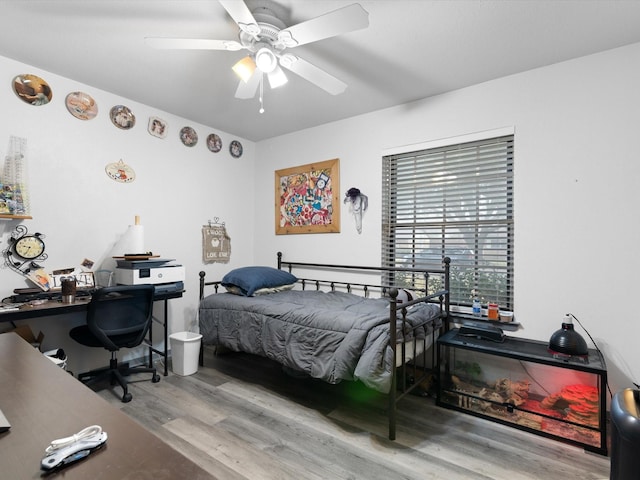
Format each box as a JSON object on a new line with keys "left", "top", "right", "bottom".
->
{"left": 268, "top": 66, "right": 288, "bottom": 89}
{"left": 255, "top": 47, "right": 277, "bottom": 73}
{"left": 232, "top": 56, "right": 256, "bottom": 83}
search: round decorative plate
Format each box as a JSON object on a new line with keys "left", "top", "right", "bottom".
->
{"left": 105, "top": 159, "right": 135, "bottom": 183}
{"left": 110, "top": 105, "right": 135, "bottom": 129}
{"left": 148, "top": 116, "right": 168, "bottom": 138}
{"left": 12, "top": 74, "right": 53, "bottom": 106}
{"left": 65, "top": 91, "right": 98, "bottom": 120}
{"left": 230, "top": 140, "right": 243, "bottom": 158}
{"left": 180, "top": 126, "right": 198, "bottom": 147}
{"left": 206, "top": 133, "right": 222, "bottom": 153}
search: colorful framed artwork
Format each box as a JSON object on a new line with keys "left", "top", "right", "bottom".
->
{"left": 275, "top": 158, "right": 340, "bottom": 235}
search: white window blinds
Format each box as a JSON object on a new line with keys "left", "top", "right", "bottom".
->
{"left": 382, "top": 134, "right": 514, "bottom": 310}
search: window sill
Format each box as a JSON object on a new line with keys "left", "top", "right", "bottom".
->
{"left": 448, "top": 312, "right": 520, "bottom": 332}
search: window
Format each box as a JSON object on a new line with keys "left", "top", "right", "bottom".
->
{"left": 381, "top": 133, "right": 514, "bottom": 310}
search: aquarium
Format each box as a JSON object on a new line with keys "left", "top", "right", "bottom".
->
{"left": 437, "top": 329, "right": 607, "bottom": 455}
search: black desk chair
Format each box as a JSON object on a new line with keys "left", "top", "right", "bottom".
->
{"left": 70, "top": 285, "right": 160, "bottom": 402}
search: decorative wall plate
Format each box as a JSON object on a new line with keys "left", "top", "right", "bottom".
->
{"left": 206, "top": 133, "right": 222, "bottom": 153}
{"left": 12, "top": 74, "right": 52, "bottom": 106}
{"left": 105, "top": 159, "right": 136, "bottom": 183}
{"left": 230, "top": 140, "right": 243, "bottom": 158}
{"left": 180, "top": 126, "right": 198, "bottom": 147}
{"left": 65, "top": 91, "right": 98, "bottom": 120}
{"left": 110, "top": 105, "right": 135, "bottom": 129}
{"left": 148, "top": 116, "right": 168, "bottom": 138}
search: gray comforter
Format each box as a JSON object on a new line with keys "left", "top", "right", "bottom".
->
{"left": 199, "top": 290, "right": 442, "bottom": 393}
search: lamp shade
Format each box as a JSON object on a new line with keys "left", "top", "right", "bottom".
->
{"left": 255, "top": 47, "right": 277, "bottom": 73}
{"left": 232, "top": 56, "right": 256, "bottom": 83}
{"left": 267, "top": 66, "right": 288, "bottom": 89}
{"left": 549, "top": 317, "right": 588, "bottom": 356}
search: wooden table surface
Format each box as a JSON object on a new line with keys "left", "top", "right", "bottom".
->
{"left": 0, "top": 332, "right": 216, "bottom": 479}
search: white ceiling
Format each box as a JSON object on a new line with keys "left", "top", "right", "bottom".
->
{"left": 2, "top": 0, "right": 640, "bottom": 142}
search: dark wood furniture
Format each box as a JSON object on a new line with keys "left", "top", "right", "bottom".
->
{"left": 0, "top": 289, "right": 183, "bottom": 376}
{"left": 437, "top": 328, "right": 608, "bottom": 455}
{"left": 0, "top": 332, "right": 215, "bottom": 479}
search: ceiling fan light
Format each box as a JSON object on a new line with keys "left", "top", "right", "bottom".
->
{"left": 267, "top": 66, "right": 288, "bottom": 89}
{"left": 255, "top": 47, "right": 277, "bottom": 73}
{"left": 232, "top": 56, "right": 256, "bottom": 83}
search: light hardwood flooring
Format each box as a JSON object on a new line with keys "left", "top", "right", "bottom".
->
{"left": 95, "top": 350, "right": 611, "bottom": 480}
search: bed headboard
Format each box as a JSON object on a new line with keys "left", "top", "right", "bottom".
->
{"left": 275, "top": 251, "right": 450, "bottom": 309}
{"left": 199, "top": 252, "right": 450, "bottom": 313}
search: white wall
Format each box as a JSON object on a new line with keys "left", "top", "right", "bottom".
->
{"left": 0, "top": 55, "right": 256, "bottom": 374}
{"left": 254, "top": 42, "right": 640, "bottom": 394}
{"left": 3, "top": 42, "right": 639, "bottom": 395}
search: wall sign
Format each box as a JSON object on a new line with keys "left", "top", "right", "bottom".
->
{"left": 202, "top": 219, "right": 231, "bottom": 264}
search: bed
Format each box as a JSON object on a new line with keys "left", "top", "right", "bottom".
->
{"left": 198, "top": 252, "right": 450, "bottom": 440}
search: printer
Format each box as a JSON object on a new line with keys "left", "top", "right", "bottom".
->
{"left": 114, "top": 258, "right": 185, "bottom": 286}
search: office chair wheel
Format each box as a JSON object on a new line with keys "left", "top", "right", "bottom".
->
{"left": 122, "top": 392, "right": 133, "bottom": 403}
{"left": 152, "top": 373, "right": 161, "bottom": 383}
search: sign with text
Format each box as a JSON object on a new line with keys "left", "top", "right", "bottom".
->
{"left": 202, "top": 224, "right": 231, "bottom": 264}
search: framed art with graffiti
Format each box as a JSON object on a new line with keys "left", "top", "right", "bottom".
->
{"left": 275, "top": 158, "right": 340, "bottom": 235}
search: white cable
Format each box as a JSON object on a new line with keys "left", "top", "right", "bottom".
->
{"left": 45, "top": 425, "right": 103, "bottom": 454}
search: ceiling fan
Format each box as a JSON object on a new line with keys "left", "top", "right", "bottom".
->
{"left": 145, "top": 1, "right": 369, "bottom": 110}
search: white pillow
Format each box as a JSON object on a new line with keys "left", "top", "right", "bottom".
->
{"left": 395, "top": 288, "right": 419, "bottom": 305}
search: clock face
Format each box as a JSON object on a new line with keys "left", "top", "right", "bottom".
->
{"left": 14, "top": 235, "right": 45, "bottom": 259}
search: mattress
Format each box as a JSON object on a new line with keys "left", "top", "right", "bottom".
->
{"left": 199, "top": 289, "right": 442, "bottom": 393}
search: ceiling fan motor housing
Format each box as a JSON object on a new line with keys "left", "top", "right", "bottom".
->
{"left": 239, "top": 7, "right": 286, "bottom": 51}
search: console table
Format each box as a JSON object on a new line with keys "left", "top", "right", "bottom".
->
{"left": 437, "top": 328, "right": 608, "bottom": 455}
{"left": 0, "top": 332, "right": 215, "bottom": 479}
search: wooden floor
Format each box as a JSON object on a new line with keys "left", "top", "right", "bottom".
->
{"left": 95, "top": 350, "right": 611, "bottom": 480}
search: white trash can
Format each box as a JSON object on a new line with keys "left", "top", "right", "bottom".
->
{"left": 169, "top": 331, "right": 203, "bottom": 376}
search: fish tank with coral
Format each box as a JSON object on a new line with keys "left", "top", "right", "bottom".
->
{"left": 437, "top": 329, "right": 607, "bottom": 455}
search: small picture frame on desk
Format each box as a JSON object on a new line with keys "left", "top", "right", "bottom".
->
{"left": 26, "top": 268, "right": 52, "bottom": 291}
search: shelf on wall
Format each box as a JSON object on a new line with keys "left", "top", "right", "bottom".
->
{"left": 0, "top": 214, "right": 33, "bottom": 220}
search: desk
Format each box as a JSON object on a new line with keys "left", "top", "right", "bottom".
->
{"left": 0, "top": 289, "right": 183, "bottom": 376}
{"left": 0, "top": 332, "right": 216, "bottom": 479}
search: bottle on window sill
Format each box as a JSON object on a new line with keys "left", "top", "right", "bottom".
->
{"left": 472, "top": 297, "right": 482, "bottom": 317}
{"left": 487, "top": 302, "right": 499, "bottom": 321}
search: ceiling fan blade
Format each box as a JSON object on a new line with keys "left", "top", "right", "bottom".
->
{"left": 277, "top": 3, "right": 369, "bottom": 48}
{"left": 219, "top": 0, "right": 260, "bottom": 37}
{"left": 279, "top": 55, "right": 347, "bottom": 95}
{"left": 235, "top": 70, "right": 261, "bottom": 99}
{"left": 145, "top": 37, "right": 243, "bottom": 51}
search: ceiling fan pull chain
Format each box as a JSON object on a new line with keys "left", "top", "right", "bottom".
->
{"left": 259, "top": 74, "right": 265, "bottom": 114}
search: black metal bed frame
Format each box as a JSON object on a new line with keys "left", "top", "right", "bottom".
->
{"left": 198, "top": 252, "right": 450, "bottom": 440}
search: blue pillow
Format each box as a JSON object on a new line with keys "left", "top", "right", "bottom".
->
{"left": 221, "top": 266, "right": 297, "bottom": 297}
